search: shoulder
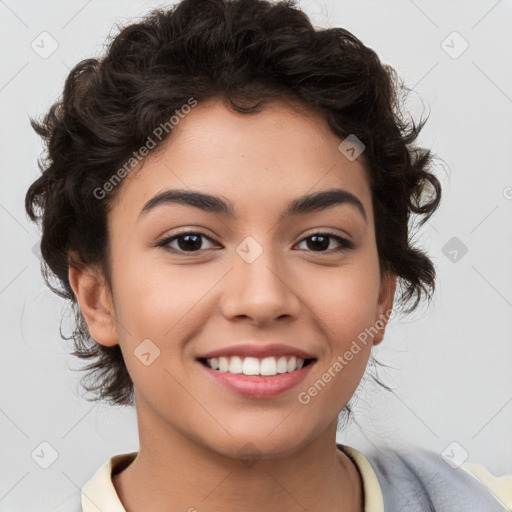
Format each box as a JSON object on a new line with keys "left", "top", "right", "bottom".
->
{"left": 363, "top": 444, "right": 509, "bottom": 511}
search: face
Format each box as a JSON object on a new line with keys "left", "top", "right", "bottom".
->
{"left": 71, "top": 97, "right": 396, "bottom": 459}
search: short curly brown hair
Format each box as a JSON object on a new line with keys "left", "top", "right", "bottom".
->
{"left": 25, "top": 0, "right": 441, "bottom": 407}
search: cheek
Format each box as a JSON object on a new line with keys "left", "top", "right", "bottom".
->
{"left": 298, "top": 277, "right": 376, "bottom": 414}
{"left": 307, "top": 258, "right": 381, "bottom": 333}
{"left": 111, "top": 258, "right": 218, "bottom": 352}
{"left": 302, "top": 259, "right": 380, "bottom": 392}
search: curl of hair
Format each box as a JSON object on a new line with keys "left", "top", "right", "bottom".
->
{"left": 25, "top": 0, "right": 441, "bottom": 406}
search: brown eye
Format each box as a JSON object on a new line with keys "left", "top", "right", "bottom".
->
{"left": 156, "top": 230, "right": 354, "bottom": 257}
{"left": 157, "top": 232, "right": 218, "bottom": 255}
{"left": 296, "top": 233, "right": 354, "bottom": 253}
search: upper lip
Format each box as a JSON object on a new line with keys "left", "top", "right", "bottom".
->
{"left": 197, "top": 343, "right": 316, "bottom": 360}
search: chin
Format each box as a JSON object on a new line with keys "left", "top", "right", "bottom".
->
{"left": 197, "top": 419, "right": 319, "bottom": 462}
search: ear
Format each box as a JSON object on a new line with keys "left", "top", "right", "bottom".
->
{"left": 372, "top": 271, "right": 397, "bottom": 346}
{"left": 68, "top": 253, "right": 119, "bottom": 347}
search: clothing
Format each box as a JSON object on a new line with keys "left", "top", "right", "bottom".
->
{"left": 52, "top": 444, "right": 511, "bottom": 511}
{"left": 347, "top": 444, "right": 510, "bottom": 511}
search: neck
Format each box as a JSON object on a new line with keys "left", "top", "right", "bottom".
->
{"left": 112, "top": 402, "right": 363, "bottom": 512}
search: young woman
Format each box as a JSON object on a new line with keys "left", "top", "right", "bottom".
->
{"left": 25, "top": 0, "right": 510, "bottom": 510}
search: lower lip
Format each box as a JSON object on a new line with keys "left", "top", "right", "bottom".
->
{"left": 199, "top": 361, "right": 315, "bottom": 398}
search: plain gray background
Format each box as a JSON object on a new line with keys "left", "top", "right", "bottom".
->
{"left": 1, "top": 0, "right": 511, "bottom": 510}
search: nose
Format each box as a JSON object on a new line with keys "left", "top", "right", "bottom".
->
{"left": 219, "top": 243, "right": 302, "bottom": 327}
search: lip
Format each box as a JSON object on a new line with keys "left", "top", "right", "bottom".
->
{"left": 199, "top": 360, "right": 315, "bottom": 399}
{"left": 197, "top": 343, "right": 316, "bottom": 360}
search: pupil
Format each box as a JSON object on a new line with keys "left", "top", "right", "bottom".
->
{"left": 308, "top": 235, "right": 328, "bottom": 251}
{"left": 179, "top": 234, "right": 202, "bottom": 251}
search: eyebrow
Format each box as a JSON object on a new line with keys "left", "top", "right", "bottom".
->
{"left": 138, "top": 187, "right": 367, "bottom": 223}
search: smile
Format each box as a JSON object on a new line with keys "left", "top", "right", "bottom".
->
{"left": 197, "top": 356, "right": 317, "bottom": 399}
{"left": 200, "top": 355, "right": 314, "bottom": 376}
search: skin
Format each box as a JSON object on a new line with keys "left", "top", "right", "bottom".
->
{"left": 69, "top": 97, "right": 397, "bottom": 512}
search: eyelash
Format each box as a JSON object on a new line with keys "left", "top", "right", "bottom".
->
{"left": 155, "top": 231, "right": 355, "bottom": 256}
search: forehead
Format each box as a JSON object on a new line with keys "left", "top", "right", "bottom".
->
{"left": 110, "top": 97, "right": 373, "bottom": 225}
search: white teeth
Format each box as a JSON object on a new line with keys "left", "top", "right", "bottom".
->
{"left": 218, "top": 356, "right": 229, "bottom": 372}
{"left": 260, "top": 357, "right": 277, "bottom": 376}
{"left": 276, "top": 356, "right": 288, "bottom": 374}
{"left": 229, "top": 356, "right": 243, "bottom": 374}
{"left": 242, "top": 357, "right": 260, "bottom": 375}
{"left": 205, "top": 355, "right": 308, "bottom": 375}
